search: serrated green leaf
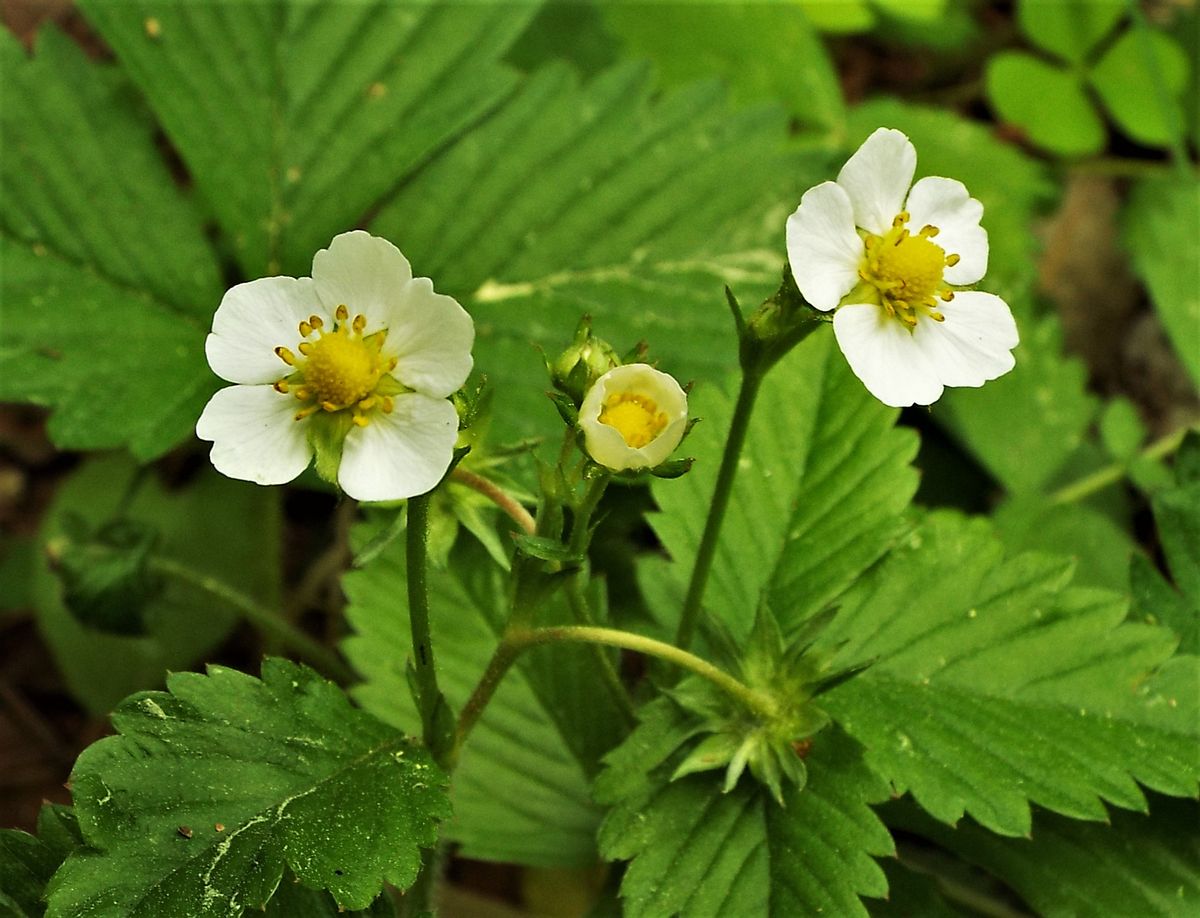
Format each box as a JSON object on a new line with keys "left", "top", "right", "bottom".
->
{"left": 33, "top": 454, "right": 280, "bottom": 715}
{"left": 1016, "top": 0, "right": 1125, "bottom": 66}
{"left": 77, "top": 0, "right": 534, "bottom": 277}
{"left": 1, "top": 830, "right": 58, "bottom": 918}
{"left": 1130, "top": 552, "right": 1197, "bottom": 654}
{"left": 822, "top": 511, "right": 1199, "bottom": 836}
{"left": 985, "top": 52, "right": 1106, "bottom": 156}
{"left": 46, "top": 659, "right": 449, "bottom": 916}
{"left": 1090, "top": 29, "right": 1191, "bottom": 148}
{"left": 646, "top": 331, "right": 918, "bottom": 640}
{"left": 596, "top": 698, "right": 894, "bottom": 917}
{"left": 891, "top": 795, "right": 1200, "bottom": 918}
{"left": 342, "top": 536, "right": 623, "bottom": 867}
{"left": 1121, "top": 176, "right": 1200, "bottom": 389}
{"left": 262, "top": 878, "right": 395, "bottom": 917}
{"left": 0, "top": 29, "right": 222, "bottom": 460}
{"left": 604, "top": 1, "right": 844, "bottom": 132}
{"left": 371, "top": 61, "right": 819, "bottom": 444}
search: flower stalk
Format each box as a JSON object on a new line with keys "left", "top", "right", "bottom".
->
{"left": 406, "top": 492, "right": 447, "bottom": 761}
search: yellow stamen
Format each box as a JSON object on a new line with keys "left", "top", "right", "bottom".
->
{"left": 299, "top": 320, "right": 313, "bottom": 337}
{"left": 335, "top": 304, "right": 349, "bottom": 322}
{"left": 309, "top": 314, "right": 324, "bottom": 330}
{"left": 945, "top": 253, "right": 960, "bottom": 267}
{"left": 599, "top": 392, "right": 668, "bottom": 449}
{"left": 856, "top": 215, "right": 961, "bottom": 331}
{"left": 275, "top": 346, "right": 297, "bottom": 366}
{"left": 273, "top": 380, "right": 289, "bottom": 394}
{"left": 352, "top": 314, "right": 366, "bottom": 334}
{"left": 298, "top": 341, "right": 314, "bottom": 356}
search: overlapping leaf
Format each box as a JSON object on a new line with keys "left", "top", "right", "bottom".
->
{"left": 821, "top": 511, "right": 1199, "bottom": 836}
{"left": 46, "top": 659, "right": 448, "bottom": 916}
{"left": 646, "top": 330, "right": 919, "bottom": 640}
{"left": 596, "top": 698, "right": 894, "bottom": 917}
{"left": 342, "top": 535, "right": 625, "bottom": 867}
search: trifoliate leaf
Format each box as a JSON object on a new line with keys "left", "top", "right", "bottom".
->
{"left": 822, "top": 511, "right": 1199, "bottom": 837}
{"left": 891, "top": 794, "right": 1200, "bottom": 918}
{"left": 596, "top": 698, "right": 894, "bottom": 917}
{"left": 647, "top": 330, "right": 919, "bottom": 640}
{"left": 1016, "top": 0, "right": 1125, "bottom": 66}
{"left": 372, "top": 60, "right": 822, "bottom": 445}
{"left": 342, "top": 535, "right": 625, "bottom": 867}
{"left": 46, "top": 659, "right": 450, "bottom": 916}
{"left": 76, "top": 0, "right": 534, "bottom": 277}
{"left": 985, "top": 52, "right": 1106, "bottom": 156}
{"left": 0, "top": 29, "right": 222, "bottom": 460}
{"left": 1122, "top": 176, "right": 1200, "bottom": 389}
{"left": 1090, "top": 29, "right": 1191, "bottom": 149}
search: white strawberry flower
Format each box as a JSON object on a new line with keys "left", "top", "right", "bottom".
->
{"left": 786, "top": 127, "right": 1018, "bottom": 407}
{"left": 579, "top": 364, "right": 689, "bottom": 471}
{"left": 196, "top": 231, "right": 474, "bottom": 501}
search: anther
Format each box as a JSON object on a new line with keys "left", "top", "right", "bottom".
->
{"left": 298, "top": 341, "right": 314, "bottom": 356}
{"left": 294, "top": 386, "right": 310, "bottom": 401}
{"left": 358, "top": 396, "right": 377, "bottom": 410}
{"left": 294, "top": 404, "right": 320, "bottom": 421}
{"left": 945, "top": 253, "right": 960, "bottom": 267}
{"left": 385, "top": 357, "right": 398, "bottom": 372}
{"left": 274, "top": 346, "right": 296, "bottom": 366}
{"left": 929, "top": 310, "right": 945, "bottom": 322}
{"left": 352, "top": 314, "right": 366, "bottom": 334}
{"left": 919, "top": 225, "right": 939, "bottom": 237}
{"left": 273, "top": 380, "right": 289, "bottom": 393}
{"left": 940, "top": 290, "right": 955, "bottom": 302}
{"left": 299, "top": 321, "right": 313, "bottom": 337}
{"left": 309, "top": 315, "right": 324, "bottom": 330}
{"left": 893, "top": 211, "right": 910, "bottom": 227}
{"left": 336, "top": 304, "right": 349, "bottom": 322}
{"left": 321, "top": 401, "right": 338, "bottom": 412}
{"left": 381, "top": 396, "right": 395, "bottom": 414}
{"left": 352, "top": 415, "right": 369, "bottom": 428}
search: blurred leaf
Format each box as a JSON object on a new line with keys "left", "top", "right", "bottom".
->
{"left": 53, "top": 517, "right": 163, "bottom": 636}
{"left": 0, "top": 536, "right": 36, "bottom": 615}
{"left": 823, "top": 511, "right": 1199, "bottom": 836}
{"left": 1090, "top": 29, "right": 1190, "bottom": 148}
{"left": 604, "top": 0, "right": 844, "bottom": 132}
{"left": 647, "top": 331, "right": 919, "bottom": 641}
{"left": 1099, "top": 397, "right": 1146, "bottom": 461}
{"left": 1121, "top": 176, "right": 1200, "bottom": 389}
{"left": 993, "top": 497, "right": 1134, "bottom": 592}
{"left": 869, "top": 861, "right": 963, "bottom": 917}
{"left": 872, "top": 0, "right": 948, "bottom": 22}
{"left": 372, "top": 61, "right": 820, "bottom": 445}
{"left": 596, "top": 700, "right": 893, "bottom": 917}
{"left": 47, "top": 660, "right": 449, "bottom": 915}
{"left": 1150, "top": 480, "right": 1200, "bottom": 652}
{"left": 263, "top": 879, "right": 396, "bottom": 917}
{"left": 939, "top": 317, "right": 1098, "bottom": 495}
{"left": 1130, "top": 553, "right": 1197, "bottom": 657}
{"left": 0, "top": 29, "right": 222, "bottom": 460}
{"left": 1016, "top": 0, "right": 1125, "bottom": 66}
{"left": 985, "top": 52, "right": 1106, "bottom": 156}
{"left": 797, "top": 0, "right": 875, "bottom": 34}
{"left": 33, "top": 454, "right": 281, "bottom": 715}
{"left": 77, "top": 0, "right": 535, "bottom": 277}
{"left": 342, "top": 537, "right": 622, "bottom": 867}
{"left": 506, "top": 0, "right": 621, "bottom": 77}
{"left": 892, "top": 795, "right": 1200, "bottom": 918}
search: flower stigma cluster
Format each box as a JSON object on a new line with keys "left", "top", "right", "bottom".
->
{"left": 786, "top": 127, "right": 1018, "bottom": 407}
{"left": 197, "top": 231, "right": 474, "bottom": 502}
{"left": 579, "top": 364, "right": 689, "bottom": 471}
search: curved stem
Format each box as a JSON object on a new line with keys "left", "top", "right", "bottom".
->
{"left": 406, "top": 493, "right": 442, "bottom": 753}
{"left": 1049, "top": 424, "right": 1195, "bottom": 504}
{"left": 449, "top": 466, "right": 536, "bottom": 535}
{"left": 675, "top": 371, "right": 763, "bottom": 650}
{"left": 149, "top": 557, "right": 354, "bottom": 683}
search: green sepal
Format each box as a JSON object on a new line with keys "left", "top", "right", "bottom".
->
{"left": 49, "top": 514, "right": 163, "bottom": 636}
{"left": 550, "top": 314, "right": 621, "bottom": 404}
{"left": 548, "top": 388, "right": 580, "bottom": 427}
{"left": 309, "top": 411, "right": 354, "bottom": 485}
{"left": 512, "top": 534, "right": 584, "bottom": 565}
{"left": 647, "top": 457, "right": 695, "bottom": 480}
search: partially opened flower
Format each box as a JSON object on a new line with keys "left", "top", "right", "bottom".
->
{"left": 580, "top": 364, "right": 688, "bottom": 471}
{"left": 786, "top": 127, "right": 1018, "bottom": 407}
{"left": 196, "top": 231, "right": 474, "bottom": 501}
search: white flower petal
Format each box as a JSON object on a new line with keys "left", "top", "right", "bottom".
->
{"left": 337, "top": 394, "right": 458, "bottom": 502}
{"left": 382, "top": 277, "right": 475, "bottom": 398}
{"left": 206, "top": 277, "right": 324, "bottom": 384}
{"left": 913, "top": 291, "right": 1018, "bottom": 388}
{"left": 579, "top": 364, "right": 689, "bottom": 470}
{"left": 312, "top": 230, "right": 414, "bottom": 332}
{"left": 196, "top": 385, "right": 312, "bottom": 484}
{"left": 905, "top": 176, "right": 988, "bottom": 285}
{"left": 832, "top": 304, "right": 943, "bottom": 408}
{"left": 785, "top": 182, "right": 864, "bottom": 311}
{"left": 836, "top": 128, "right": 917, "bottom": 236}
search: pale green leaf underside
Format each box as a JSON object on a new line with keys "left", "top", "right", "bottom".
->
{"left": 0, "top": 29, "right": 221, "bottom": 460}
{"left": 823, "top": 512, "right": 1198, "bottom": 836}
{"left": 341, "top": 536, "right": 607, "bottom": 868}
{"left": 597, "top": 700, "right": 894, "bottom": 917}
{"left": 47, "top": 660, "right": 449, "bottom": 916}
{"left": 647, "top": 330, "right": 919, "bottom": 640}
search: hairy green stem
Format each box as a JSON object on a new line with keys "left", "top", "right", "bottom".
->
{"left": 406, "top": 493, "right": 442, "bottom": 753}
{"left": 450, "top": 466, "right": 537, "bottom": 535}
{"left": 1049, "top": 424, "right": 1195, "bottom": 504}
{"left": 149, "top": 557, "right": 354, "bottom": 682}
{"left": 675, "top": 371, "right": 763, "bottom": 649}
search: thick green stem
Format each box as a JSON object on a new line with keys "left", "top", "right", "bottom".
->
{"left": 1049, "top": 425, "right": 1195, "bottom": 504}
{"left": 675, "top": 371, "right": 764, "bottom": 649}
{"left": 149, "top": 557, "right": 354, "bottom": 682}
{"left": 406, "top": 493, "right": 442, "bottom": 753}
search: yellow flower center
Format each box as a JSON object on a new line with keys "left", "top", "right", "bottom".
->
{"left": 273, "top": 305, "right": 400, "bottom": 426}
{"left": 858, "top": 213, "right": 960, "bottom": 329}
{"left": 599, "top": 392, "right": 668, "bottom": 449}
